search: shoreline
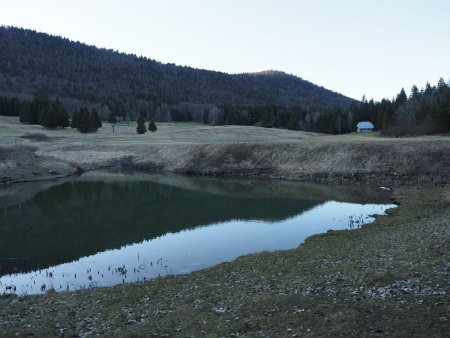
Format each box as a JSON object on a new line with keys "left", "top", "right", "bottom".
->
{"left": 0, "top": 183, "right": 448, "bottom": 336}
{"left": 0, "top": 118, "right": 448, "bottom": 336}
{"left": 2, "top": 140, "right": 450, "bottom": 188}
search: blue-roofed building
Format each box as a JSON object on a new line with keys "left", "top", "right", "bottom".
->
{"left": 356, "top": 121, "right": 375, "bottom": 132}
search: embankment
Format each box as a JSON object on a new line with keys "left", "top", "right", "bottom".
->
{"left": 28, "top": 139, "right": 450, "bottom": 185}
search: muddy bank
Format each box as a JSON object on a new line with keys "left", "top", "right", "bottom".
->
{"left": 27, "top": 139, "right": 450, "bottom": 186}
{"left": 0, "top": 145, "right": 79, "bottom": 187}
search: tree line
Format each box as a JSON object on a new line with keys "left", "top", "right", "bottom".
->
{"left": 18, "top": 96, "right": 69, "bottom": 129}
{"left": 3, "top": 95, "right": 102, "bottom": 132}
{"left": 354, "top": 78, "right": 450, "bottom": 135}
{"left": 201, "top": 78, "right": 450, "bottom": 135}
{"left": 1, "top": 77, "right": 448, "bottom": 135}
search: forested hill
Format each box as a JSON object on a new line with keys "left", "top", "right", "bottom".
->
{"left": 0, "top": 26, "right": 352, "bottom": 118}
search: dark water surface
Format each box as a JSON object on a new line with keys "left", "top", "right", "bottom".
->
{"left": 0, "top": 172, "right": 395, "bottom": 295}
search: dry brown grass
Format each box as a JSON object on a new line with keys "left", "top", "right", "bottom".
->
{"left": 1, "top": 116, "right": 449, "bottom": 185}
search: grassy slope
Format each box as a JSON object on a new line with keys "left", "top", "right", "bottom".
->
{"left": 1, "top": 116, "right": 449, "bottom": 185}
{"left": 0, "top": 185, "right": 448, "bottom": 337}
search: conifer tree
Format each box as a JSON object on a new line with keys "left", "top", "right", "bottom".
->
{"left": 287, "top": 113, "right": 299, "bottom": 130}
{"left": 395, "top": 88, "right": 407, "bottom": 106}
{"left": 19, "top": 102, "right": 32, "bottom": 123}
{"left": 202, "top": 110, "right": 209, "bottom": 124}
{"left": 136, "top": 116, "right": 147, "bottom": 134}
{"left": 89, "top": 112, "right": 99, "bottom": 132}
{"left": 92, "top": 109, "right": 102, "bottom": 128}
{"left": 148, "top": 120, "right": 157, "bottom": 132}
{"left": 40, "top": 105, "right": 59, "bottom": 129}
{"left": 260, "top": 111, "right": 273, "bottom": 128}
{"left": 54, "top": 100, "right": 69, "bottom": 128}
{"left": 78, "top": 109, "right": 91, "bottom": 133}
{"left": 410, "top": 85, "right": 420, "bottom": 99}
{"left": 71, "top": 109, "right": 82, "bottom": 129}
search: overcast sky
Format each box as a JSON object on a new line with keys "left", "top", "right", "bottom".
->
{"left": 1, "top": 0, "right": 449, "bottom": 100}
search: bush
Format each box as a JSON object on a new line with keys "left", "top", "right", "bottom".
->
{"left": 381, "top": 123, "right": 435, "bottom": 137}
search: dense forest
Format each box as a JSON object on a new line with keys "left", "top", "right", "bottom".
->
{"left": 0, "top": 26, "right": 351, "bottom": 117}
{"left": 0, "top": 26, "right": 448, "bottom": 135}
{"left": 2, "top": 79, "right": 448, "bottom": 135}
{"left": 348, "top": 80, "right": 450, "bottom": 135}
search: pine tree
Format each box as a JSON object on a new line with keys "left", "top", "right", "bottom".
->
{"left": 31, "top": 96, "right": 51, "bottom": 125}
{"left": 19, "top": 103, "right": 32, "bottom": 123}
{"left": 92, "top": 109, "right": 102, "bottom": 128}
{"left": 202, "top": 110, "right": 209, "bottom": 124}
{"left": 395, "top": 88, "right": 407, "bottom": 106}
{"left": 54, "top": 100, "right": 69, "bottom": 128}
{"left": 40, "top": 105, "right": 59, "bottom": 129}
{"left": 136, "top": 116, "right": 147, "bottom": 134}
{"left": 148, "top": 120, "right": 157, "bottom": 132}
{"left": 410, "top": 85, "right": 420, "bottom": 99}
{"left": 89, "top": 111, "right": 99, "bottom": 132}
{"left": 436, "top": 88, "right": 450, "bottom": 132}
{"left": 71, "top": 109, "right": 82, "bottom": 129}
{"left": 260, "top": 111, "right": 273, "bottom": 128}
{"left": 287, "top": 113, "right": 299, "bottom": 130}
{"left": 424, "top": 82, "right": 433, "bottom": 95}
{"left": 78, "top": 109, "right": 91, "bottom": 133}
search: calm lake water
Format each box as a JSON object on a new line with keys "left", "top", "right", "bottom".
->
{"left": 0, "top": 172, "right": 395, "bottom": 295}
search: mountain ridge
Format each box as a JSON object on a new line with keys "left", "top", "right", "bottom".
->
{"left": 0, "top": 26, "right": 353, "bottom": 118}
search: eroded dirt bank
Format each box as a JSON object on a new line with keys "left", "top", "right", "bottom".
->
{"left": 2, "top": 139, "right": 450, "bottom": 186}
{"left": 0, "top": 145, "right": 78, "bottom": 186}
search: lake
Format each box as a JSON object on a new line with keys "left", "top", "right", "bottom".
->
{"left": 0, "top": 172, "right": 396, "bottom": 295}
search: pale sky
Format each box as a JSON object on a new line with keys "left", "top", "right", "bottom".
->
{"left": 1, "top": 0, "right": 449, "bottom": 101}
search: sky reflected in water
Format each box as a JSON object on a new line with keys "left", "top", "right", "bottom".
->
{"left": 0, "top": 172, "right": 395, "bottom": 295}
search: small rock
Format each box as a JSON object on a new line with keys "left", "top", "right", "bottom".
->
{"left": 212, "top": 307, "right": 227, "bottom": 314}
